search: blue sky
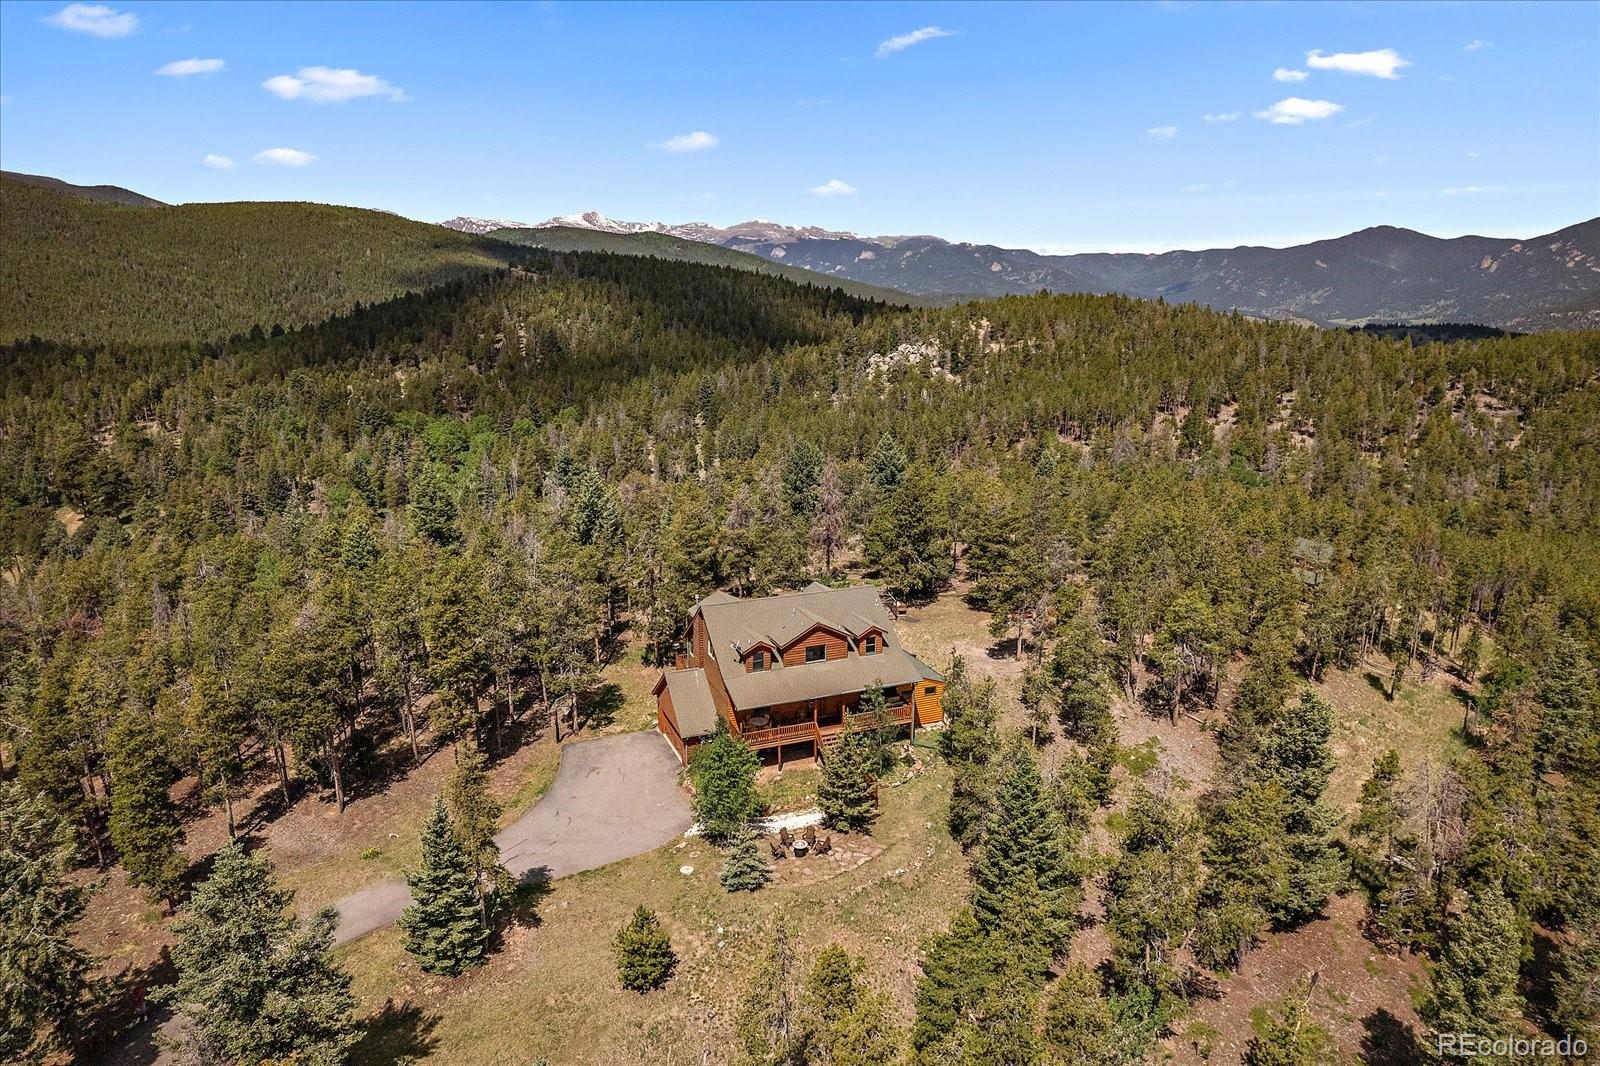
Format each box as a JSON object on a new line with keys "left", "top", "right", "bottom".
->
{"left": 2, "top": 0, "right": 1596, "bottom": 252}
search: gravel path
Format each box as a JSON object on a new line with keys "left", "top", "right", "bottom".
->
{"left": 331, "top": 731, "right": 691, "bottom": 943}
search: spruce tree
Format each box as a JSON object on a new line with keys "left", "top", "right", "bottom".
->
{"left": 734, "top": 925, "right": 797, "bottom": 1065}
{"left": 399, "top": 797, "right": 488, "bottom": 976}
{"left": 939, "top": 660, "right": 1000, "bottom": 848}
{"left": 1041, "top": 962, "right": 1117, "bottom": 1066}
{"left": 106, "top": 711, "right": 188, "bottom": 906}
{"left": 613, "top": 905, "right": 676, "bottom": 992}
{"left": 912, "top": 908, "right": 1005, "bottom": 1054}
{"left": 818, "top": 727, "right": 878, "bottom": 832}
{"left": 690, "top": 722, "right": 760, "bottom": 844}
{"left": 720, "top": 831, "right": 771, "bottom": 892}
{"left": 970, "top": 741, "right": 1078, "bottom": 952}
{"left": 0, "top": 783, "right": 94, "bottom": 1064}
{"left": 796, "top": 945, "right": 900, "bottom": 1066}
{"left": 1243, "top": 976, "right": 1336, "bottom": 1066}
{"left": 446, "top": 744, "right": 511, "bottom": 922}
{"left": 163, "top": 843, "right": 357, "bottom": 1066}
{"left": 1425, "top": 884, "right": 1525, "bottom": 1049}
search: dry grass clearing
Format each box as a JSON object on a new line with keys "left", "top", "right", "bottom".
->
{"left": 338, "top": 765, "right": 968, "bottom": 1065}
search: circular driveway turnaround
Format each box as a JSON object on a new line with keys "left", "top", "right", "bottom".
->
{"left": 331, "top": 730, "right": 691, "bottom": 944}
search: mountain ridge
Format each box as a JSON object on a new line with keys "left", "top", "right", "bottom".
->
{"left": 442, "top": 211, "right": 1600, "bottom": 331}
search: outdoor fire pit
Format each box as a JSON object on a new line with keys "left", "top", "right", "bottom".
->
{"left": 791, "top": 838, "right": 810, "bottom": 858}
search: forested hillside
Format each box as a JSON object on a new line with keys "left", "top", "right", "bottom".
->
{"left": 493, "top": 225, "right": 929, "bottom": 307}
{"left": 3, "top": 249, "right": 1598, "bottom": 1063}
{"left": 0, "top": 175, "right": 521, "bottom": 344}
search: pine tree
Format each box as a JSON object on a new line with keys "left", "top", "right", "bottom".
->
{"left": 970, "top": 741, "right": 1078, "bottom": 954}
{"left": 939, "top": 660, "right": 1000, "bottom": 849}
{"left": 1257, "top": 691, "right": 1345, "bottom": 924}
{"left": 782, "top": 440, "right": 823, "bottom": 516}
{"left": 1195, "top": 780, "right": 1293, "bottom": 969}
{"left": 0, "top": 783, "right": 94, "bottom": 1064}
{"left": 106, "top": 712, "right": 188, "bottom": 905}
{"left": 818, "top": 727, "right": 878, "bottom": 832}
{"left": 1425, "top": 884, "right": 1525, "bottom": 1049}
{"left": 734, "top": 925, "right": 797, "bottom": 1065}
{"left": 952, "top": 956, "right": 1045, "bottom": 1066}
{"left": 863, "top": 465, "right": 952, "bottom": 602}
{"left": 410, "top": 462, "right": 460, "bottom": 547}
{"left": 1243, "top": 976, "right": 1336, "bottom": 1066}
{"left": 868, "top": 432, "right": 907, "bottom": 492}
{"left": 1554, "top": 916, "right": 1600, "bottom": 1046}
{"left": 720, "top": 831, "right": 772, "bottom": 892}
{"left": 399, "top": 797, "right": 488, "bottom": 976}
{"left": 1041, "top": 962, "right": 1117, "bottom": 1066}
{"left": 1537, "top": 632, "right": 1600, "bottom": 774}
{"left": 613, "top": 905, "right": 676, "bottom": 992}
{"left": 797, "top": 945, "right": 900, "bottom": 1066}
{"left": 446, "top": 744, "right": 512, "bottom": 922}
{"left": 163, "top": 843, "right": 357, "bottom": 1066}
{"left": 690, "top": 722, "right": 760, "bottom": 844}
{"left": 1105, "top": 785, "right": 1203, "bottom": 1029}
{"left": 912, "top": 908, "right": 1005, "bottom": 1054}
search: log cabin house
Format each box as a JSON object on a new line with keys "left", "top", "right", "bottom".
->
{"left": 653, "top": 582, "right": 945, "bottom": 766}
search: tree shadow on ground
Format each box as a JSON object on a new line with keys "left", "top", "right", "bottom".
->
{"left": 579, "top": 681, "right": 625, "bottom": 731}
{"left": 1360, "top": 1008, "right": 1426, "bottom": 1065}
{"left": 80, "top": 949, "right": 177, "bottom": 1066}
{"left": 349, "top": 999, "right": 442, "bottom": 1066}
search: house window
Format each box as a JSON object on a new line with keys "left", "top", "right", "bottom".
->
{"left": 751, "top": 650, "right": 768, "bottom": 671}
{"left": 864, "top": 635, "right": 879, "bottom": 654}
{"left": 924, "top": 685, "right": 938, "bottom": 695}
{"left": 805, "top": 645, "right": 826, "bottom": 663}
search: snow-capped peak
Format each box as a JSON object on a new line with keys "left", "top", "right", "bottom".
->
{"left": 539, "top": 211, "right": 669, "bottom": 235}
{"left": 438, "top": 215, "right": 536, "bottom": 235}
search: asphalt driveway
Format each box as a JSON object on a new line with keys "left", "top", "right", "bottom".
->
{"left": 331, "top": 730, "right": 691, "bottom": 943}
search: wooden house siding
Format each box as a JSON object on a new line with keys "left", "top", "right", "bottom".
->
{"left": 780, "top": 625, "right": 849, "bottom": 666}
{"left": 914, "top": 680, "right": 945, "bottom": 726}
{"left": 657, "top": 690, "right": 686, "bottom": 762}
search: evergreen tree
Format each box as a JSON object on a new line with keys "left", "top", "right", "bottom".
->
{"left": 868, "top": 433, "right": 907, "bottom": 492}
{"left": 690, "top": 722, "right": 761, "bottom": 844}
{"left": 1425, "top": 884, "right": 1525, "bottom": 1052}
{"left": 163, "top": 843, "right": 357, "bottom": 1066}
{"left": 938, "top": 660, "right": 1000, "bottom": 849}
{"left": 796, "top": 945, "right": 900, "bottom": 1066}
{"left": 970, "top": 741, "right": 1078, "bottom": 954}
{"left": 863, "top": 465, "right": 952, "bottom": 602}
{"left": 1537, "top": 632, "right": 1599, "bottom": 774}
{"left": 1256, "top": 691, "right": 1345, "bottom": 924}
{"left": 1243, "top": 976, "right": 1336, "bottom": 1066}
{"left": 1554, "top": 916, "right": 1599, "bottom": 1046}
{"left": 734, "top": 925, "right": 797, "bottom": 1065}
{"left": 720, "top": 831, "right": 772, "bottom": 892}
{"left": 0, "top": 783, "right": 94, "bottom": 1064}
{"left": 106, "top": 712, "right": 188, "bottom": 906}
{"left": 1105, "top": 785, "right": 1203, "bottom": 1033}
{"left": 818, "top": 727, "right": 878, "bottom": 832}
{"left": 613, "top": 905, "right": 676, "bottom": 992}
{"left": 950, "top": 957, "right": 1045, "bottom": 1066}
{"left": 782, "top": 440, "right": 824, "bottom": 517}
{"left": 410, "top": 463, "right": 460, "bottom": 547}
{"left": 446, "top": 745, "right": 512, "bottom": 922}
{"left": 1195, "top": 780, "right": 1294, "bottom": 969}
{"left": 1041, "top": 962, "right": 1117, "bottom": 1066}
{"left": 399, "top": 797, "right": 488, "bottom": 976}
{"left": 912, "top": 908, "right": 1006, "bottom": 1054}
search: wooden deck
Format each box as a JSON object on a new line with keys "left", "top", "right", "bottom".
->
{"left": 735, "top": 703, "right": 917, "bottom": 754}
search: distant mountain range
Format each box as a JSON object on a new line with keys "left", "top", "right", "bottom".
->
{"left": 442, "top": 212, "right": 1600, "bottom": 331}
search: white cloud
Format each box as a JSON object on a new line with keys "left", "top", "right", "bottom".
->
{"left": 253, "top": 147, "right": 317, "bottom": 166}
{"left": 657, "top": 130, "right": 718, "bottom": 153}
{"left": 263, "top": 66, "right": 406, "bottom": 103}
{"left": 1147, "top": 126, "right": 1179, "bottom": 139}
{"left": 1464, "top": 39, "right": 1492, "bottom": 51}
{"left": 1202, "top": 111, "right": 1241, "bottom": 123}
{"left": 875, "top": 26, "right": 956, "bottom": 57}
{"left": 201, "top": 154, "right": 236, "bottom": 170}
{"left": 43, "top": 4, "right": 138, "bottom": 37}
{"left": 1442, "top": 185, "right": 1491, "bottom": 195}
{"left": 156, "top": 57, "right": 224, "bottom": 77}
{"left": 1255, "top": 97, "right": 1344, "bottom": 125}
{"left": 1305, "top": 48, "right": 1410, "bottom": 79}
{"left": 1273, "top": 67, "right": 1309, "bottom": 83}
{"left": 808, "top": 179, "right": 857, "bottom": 197}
